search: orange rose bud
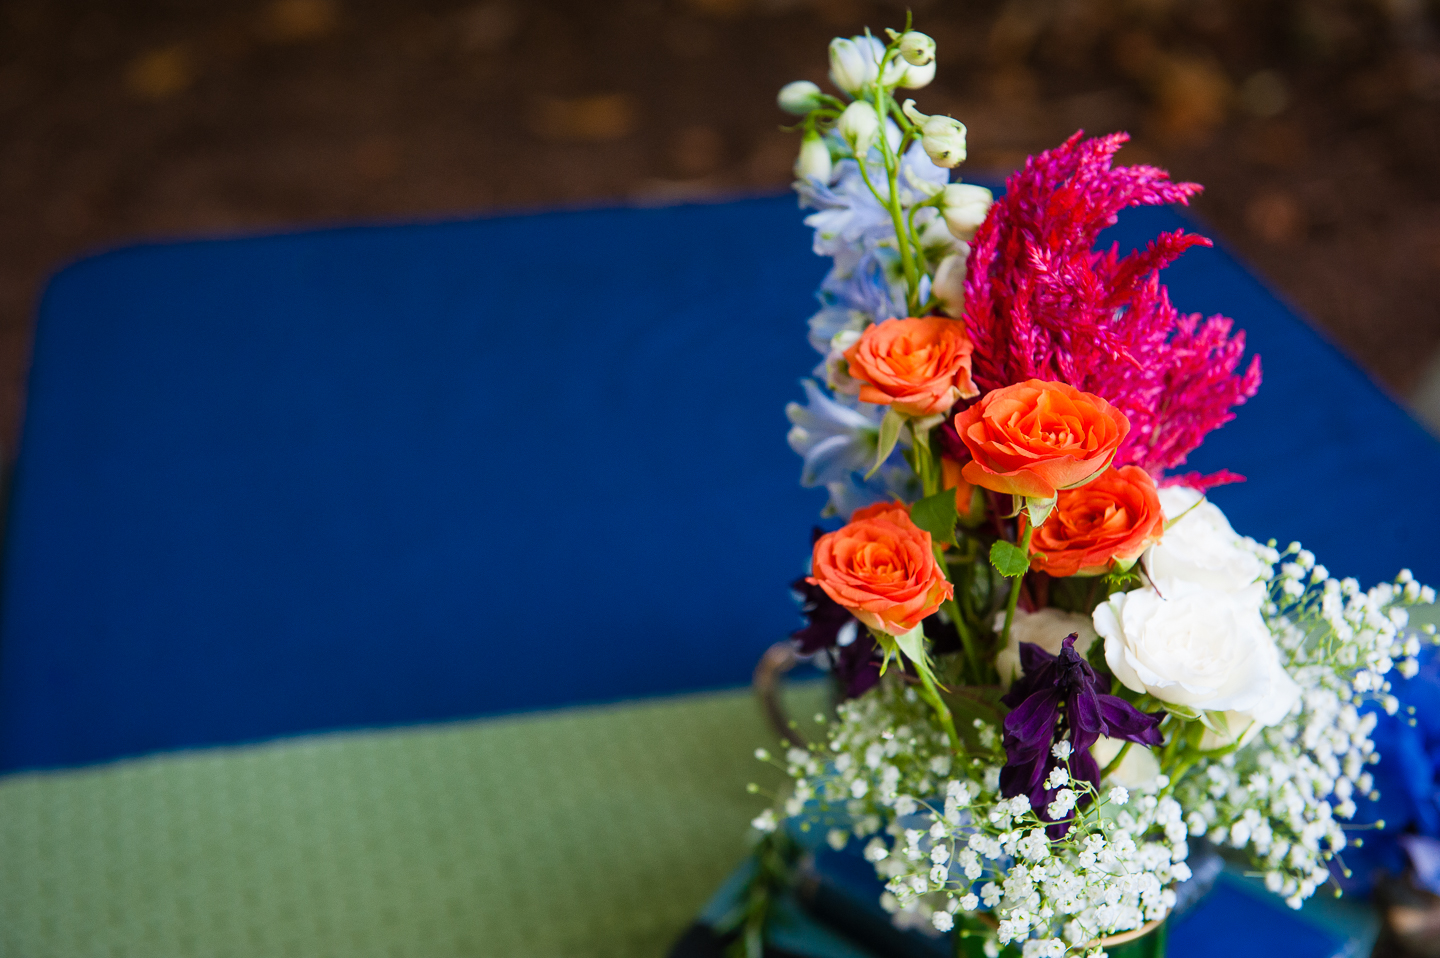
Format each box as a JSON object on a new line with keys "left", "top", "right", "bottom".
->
{"left": 808, "top": 508, "right": 954, "bottom": 636}
{"left": 953, "top": 379, "right": 1130, "bottom": 500}
{"left": 1026, "top": 465, "right": 1164, "bottom": 577}
{"left": 843, "top": 317, "right": 980, "bottom": 417}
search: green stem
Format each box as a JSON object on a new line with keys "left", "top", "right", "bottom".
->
{"left": 999, "top": 522, "right": 1034, "bottom": 650}
{"left": 869, "top": 79, "right": 921, "bottom": 315}
{"left": 912, "top": 421, "right": 938, "bottom": 497}
{"left": 944, "top": 596, "right": 984, "bottom": 685}
{"left": 915, "top": 658, "right": 962, "bottom": 753}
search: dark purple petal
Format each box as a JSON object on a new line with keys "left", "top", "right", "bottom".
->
{"left": 835, "top": 639, "right": 882, "bottom": 698}
{"left": 998, "top": 631, "right": 1162, "bottom": 835}
{"left": 1003, "top": 687, "right": 1063, "bottom": 745}
{"left": 1096, "top": 694, "right": 1165, "bottom": 746}
{"left": 1069, "top": 685, "right": 1104, "bottom": 736}
{"left": 934, "top": 419, "right": 969, "bottom": 463}
{"left": 1001, "top": 642, "right": 1059, "bottom": 708}
{"left": 790, "top": 577, "right": 855, "bottom": 655}
{"left": 1070, "top": 743, "right": 1102, "bottom": 793}
{"left": 1019, "top": 640, "right": 1058, "bottom": 677}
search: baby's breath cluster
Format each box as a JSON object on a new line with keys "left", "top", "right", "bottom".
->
{"left": 761, "top": 677, "right": 1186, "bottom": 956}
{"left": 1165, "top": 545, "right": 1440, "bottom": 909}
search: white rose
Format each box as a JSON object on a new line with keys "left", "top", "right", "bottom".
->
{"left": 993, "top": 607, "right": 1097, "bottom": 689}
{"left": 1143, "top": 486, "right": 1266, "bottom": 595}
{"left": 1091, "top": 737, "right": 1161, "bottom": 788}
{"left": 1093, "top": 585, "right": 1300, "bottom": 725}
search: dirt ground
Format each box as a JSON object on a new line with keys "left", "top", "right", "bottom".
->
{"left": 3, "top": 0, "right": 1440, "bottom": 461}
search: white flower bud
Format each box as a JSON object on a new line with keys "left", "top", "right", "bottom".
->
{"left": 896, "top": 59, "right": 936, "bottom": 89}
{"left": 828, "top": 37, "right": 874, "bottom": 95}
{"left": 940, "top": 183, "right": 993, "bottom": 241}
{"left": 931, "top": 250, "right": 968, "bottom": 318}
{"left": 777, "top": 80, "right": 824, "bottom": 115}
{"left": 901, "top": 100, "right": 966, "bottom": 167}
{"left": 838, "top": 101, "right": 881, "bottom": 156}
{"left": 793, "top": 133, "right": 833, "bottom": 182}
{"left": 898, "top": 31, "right": 936, "bottom": 66}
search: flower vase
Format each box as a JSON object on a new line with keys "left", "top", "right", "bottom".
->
{"left": 1095, "top": 919, "right": 1166, "bottom": 958}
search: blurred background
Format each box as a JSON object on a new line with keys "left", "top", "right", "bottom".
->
{"left": 2, "top": 0, "right": 1440, "bottom": 464}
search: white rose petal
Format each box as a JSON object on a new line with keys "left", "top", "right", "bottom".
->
{"left": 1091, "top": 737, "right": 1161, "bottom": 788}
{"left": 1144, "top": 487, "right": 1267, "bottom": 595}
{"left": 1093, "top": 584, "right": 1300, "bottom": 725}
{"left": 993, "top": 607, "right": 1098, "bottom": 689}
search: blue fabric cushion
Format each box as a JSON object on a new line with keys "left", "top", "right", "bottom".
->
{"left": 1, "top": 195, "right": 1436, "bottom": 772}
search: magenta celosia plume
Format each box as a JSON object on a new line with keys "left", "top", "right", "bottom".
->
{"left": 962, "top": 132, "right": 1261, "bottom": 482}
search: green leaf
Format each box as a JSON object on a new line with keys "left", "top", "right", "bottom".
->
{"left": 892, "top": 623, "right": 928, "bottom": 668}
{"left": 890, "top": 623, "right": 943, "bottom": 692}
{"left": 943, "top": 686, "right": 1006, "bottom": 749}
{"left": 865, "top": 408, "right": 905, "bottom": 479}
{"left": 1162, "top": 702, "right": 1203, "bottom": 721}
{"left": 990, "top": 539, "right": 1030, "bottom": 578}
{"left": 1025, "top": 495, "right": 1057, "bottom": 530}
{"left": 1196, "top": 710, "right": 1226, "bottom": 735}
{"left": 909, "top": 488, "right": 959, "bottom": 547}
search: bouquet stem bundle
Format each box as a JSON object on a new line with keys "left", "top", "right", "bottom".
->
{"left": 738, "top": 17, "right": 1440, "bottom": 958}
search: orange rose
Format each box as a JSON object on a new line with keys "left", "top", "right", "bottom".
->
{"left": 953, "top": 380, "right": 1130, "bottom": 500}
{"left": 1026, "top": 466, "right": 1163, "bottom": 576}
{"left": 843, "top": 317, "right": 980, "bottom": 417}
{"left": 849, "top": 501, "right": 911, "bottom": 524}
{"left": 808, "top": 508, "right": 954, "bottom": 635}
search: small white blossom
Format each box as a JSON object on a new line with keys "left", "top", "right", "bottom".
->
{"left": 777, "top": 80, "right": 825, "bottom": 115}
{"left": 837, "top": 101, "right": 881, "bottom": 156}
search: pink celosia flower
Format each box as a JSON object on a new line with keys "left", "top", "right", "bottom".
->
{"left": 962, "top": 131, "right": 1261, "bottom": 478}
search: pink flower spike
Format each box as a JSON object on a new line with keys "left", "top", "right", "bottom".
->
{"left": 1159, "top": 470, "right": 1247, "bottom": 492}
{"left": 962, "top": 131, "right": 1260, "bottom": 475}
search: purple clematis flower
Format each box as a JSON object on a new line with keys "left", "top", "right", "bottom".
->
{"left": 1000, "top": 633, "right": 1164, "bottom": 835}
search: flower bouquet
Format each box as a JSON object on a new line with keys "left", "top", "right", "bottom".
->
{"left": 738, "top": 18, "right": 1440, "bottom": 958}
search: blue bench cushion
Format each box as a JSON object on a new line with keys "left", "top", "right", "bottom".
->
{"left": 1, "top": 196, "right": 1435, "bottom": 771}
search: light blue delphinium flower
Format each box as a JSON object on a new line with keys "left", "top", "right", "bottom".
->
{"left": 797, "top": 132, "right": 955, "bottom": 353}
{"left": 786, "top": 379, "right": 881, "bottom": 487}
{"left": 797, "top": 129, "right": 951, "bottom": 262}
{"left": 823, "top": 465, "right": 922, "bottom": 519}
{"left": 785, "top": 379, "right": 917, "bottom": 516}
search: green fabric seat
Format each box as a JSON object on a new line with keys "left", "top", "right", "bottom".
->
{"left": 0, "top": 684, "right": 826, "bottom": 958}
